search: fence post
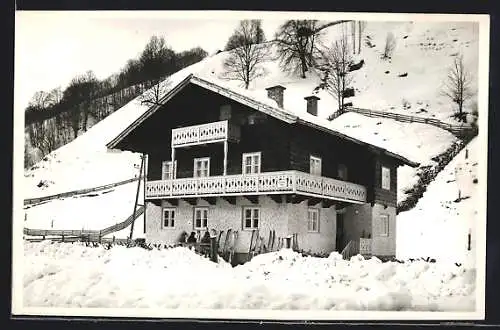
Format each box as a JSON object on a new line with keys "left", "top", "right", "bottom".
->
{"left": 62, "top": 235, "right": 64, "bottom": 242}
{"left": 210, "top": 236, "right": 218, "bottom": 263}
{"left": 99, "top": 231, "right": 102, "bottom": 244}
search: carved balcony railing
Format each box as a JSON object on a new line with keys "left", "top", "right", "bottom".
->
{"left": 146, "top": 170, "right": 367, "bottom": 203}
{"left": 171, "top": 120, "right": 240, "bottom": 148}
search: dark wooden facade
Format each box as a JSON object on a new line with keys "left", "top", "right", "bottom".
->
{"left": 114, "top": 82, "right": 401, "bottom": 206}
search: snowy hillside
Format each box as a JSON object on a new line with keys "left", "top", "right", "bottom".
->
{"left": 24, "top": 180, "right": 144, "bottom": 234}
{"left": 346, "top": 21, "right": 478, "bottom": 122}
{"left": 23, "top": 242, "right": 476, "bottom": 311}
{"left": 397, "top": 137, "right": 479, "bottom": 266}
{"left": 22, "top": 21, "right": 475, "bottom": 243}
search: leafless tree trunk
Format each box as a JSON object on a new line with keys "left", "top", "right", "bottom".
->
{"left": 43, "top": 119, "right": 58, "bottom": 154}
{"left": 382, "top": 32, "right": 396, "bottom": 59}
{"left": 28, "top": 121, "right": 47, "bottom": 154}
{"left": 358, "top": 21, "right": 366, "bottom": 54}
{"left": 223, "top": 20, "right": 271, "bottom": 89}
{"left": 442, "top": 54, "right": 475, "bottom": 121}
{"left": 319, "top": 32, "right": 353, "bottom": 111}
{"left": 139, "top": 78, "right": 173, "bottom": 106}
{"left": 275, "top": 20, "right": 321, "bottom": 79}
{"left": 351, "top": 21, "right": 356, "bottom": 54}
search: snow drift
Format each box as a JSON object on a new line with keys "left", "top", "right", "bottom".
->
{"left": 24, "top": 241, "right": 475, "bottom": 311}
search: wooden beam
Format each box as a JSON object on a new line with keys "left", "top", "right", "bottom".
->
{"left": 243, "top": 195, "right": 259, "bottom": 204}
{"left": 286, "top": 194, "right": 308, "bottom": 204}
{"left": 165, "top": 198, "right": 179, "bottom": 206}
{"left": 150, "top": 199, "right": 162, "bottom": 207}
{"left": 323, "top": 199, "right": 336, "bottom": 208}
{"left": 182, "top": 197, "right": 198, "bottom": 206}
{"left": 202, "top": 197, "right": 217, "bottom": 205}
{"left": 337, "top": 201, "right": 349, "bottom": 210}
{"left": 307, "top": 197, "right": 322, "bottom": 206}
{"left": 170, "top": 147, "right": 177, "bottom": 179}
{"left": 221, "top": 196, "right": 237, "bottom": 205}
{"left": 223, "top": 140, "right": 228, "bottom": 176}
{"left": 268, "top": 194, "right": 284, "bottom": 204}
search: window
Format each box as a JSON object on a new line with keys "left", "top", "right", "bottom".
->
{"left": 162, "top": 161, "right": 176, "bottom": 180}
{"left": 194, "top": 157, "right": 210, "bottom": 178}
{"left": 338, "top": 164, "right": 348, "bottom": 180}
{"left": 194, "top": 207, "right": 208, "bottom": 229}
{"left": 380, "top": 214, "right": 389, "bottom": 237}
{"left": 310, "top": 155, "right": 322, "bottom": 176}
{"left": 243, "top": 207, "right": 260, "bottom": 230}
{"left": 163, "top": 208, "right": 176, "bottom": 228}
{"left": 242, "top": 152, "right": 261, "bottom": 174}
{"left": 381, "top": 166, "right": 391, "bottom": 190}
{"left": 307, "top": 209, "right": 320, "bottom": 232}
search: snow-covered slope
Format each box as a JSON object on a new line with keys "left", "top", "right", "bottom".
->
{"left": 24, "top": 180, "right": 144, "bottom": 233}
{"left": 396, "top": 137, "right": 479, "bottom": 266}
{"left": 23, "top": 242, "right": 475, "bottom": 311}
{"left": 23, "top": 20, "right": 474, "bottom": 235}
{"left": 347, "top": 21, "right": 478, "bottom": 122}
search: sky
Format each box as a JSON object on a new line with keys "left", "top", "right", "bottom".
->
{"left": 14, "top": 11, "right": 285, "bottom": 113}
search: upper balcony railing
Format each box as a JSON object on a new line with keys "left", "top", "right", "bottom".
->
{"left": 171, "top": 120, "right": 240, "bottom": 148}
{"left": 146, "top": 170, "right": 367, "bottom": 204}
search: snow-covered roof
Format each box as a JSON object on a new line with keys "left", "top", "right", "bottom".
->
{"left": 106, "top": 69, "right": 418, "bottom": 167}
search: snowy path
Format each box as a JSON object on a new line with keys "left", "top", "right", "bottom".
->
{"left": 23, "top": 242, "right": 475, "bottom": 311}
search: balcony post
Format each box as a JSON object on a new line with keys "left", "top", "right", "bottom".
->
{"left": 223, "top": 140, "right": 228, "bottom": 176}
{"left": 171, "top": 147, "right": 176, "bottom": 179}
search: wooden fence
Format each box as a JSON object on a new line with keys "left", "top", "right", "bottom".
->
{"left": 23, "top": 205, "right": 145, "bottom": 240}
{"left": 330, "top": 107, "right": 478, "bottom": 138}
{"left": 24, "top": 176, "right": 140, "bottom": 206}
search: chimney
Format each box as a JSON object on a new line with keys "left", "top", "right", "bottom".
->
{"left": 265, "top": 85, "right": 286, "bottom": 108}
{"left": 304, "top": 95, "right": 320, "bottom": 116}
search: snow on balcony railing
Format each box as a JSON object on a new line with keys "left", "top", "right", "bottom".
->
{"left": 146, "top": 171, "right": 367, "bottom": 203}
{"left": 172, "top": 120, "right": 228, "bottom": 147}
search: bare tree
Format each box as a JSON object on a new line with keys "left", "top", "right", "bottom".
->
{"left": 27, "top": 120, "right": 47, "bottom": 153}
{"left": 358, "top": 21, "right": 366, "bottom": 54}
{"left": 225, "top": 20, "right": 265, "bottom": 51}
{"left": 318, "top": 32, "right": 354, "bottom": 111}
{"left": 382, "top": 32, "right": 396, "bottom": 60}
{"left": 275, "top": 20, "right": 322, "bottom": 78}
{"left": 222, "top": 20, "right": 271, "bottom": 89}
{"left": 351, "top": 21, "right": 356, "bottom": 54}
{"left": 42, "top": 119, "right": 58, "bottom": 154}
{"left": 29, "top": 91, "right": 52, "bottom": 110}
{"left": 47, "top": 87, "right": 63, "bottom": 105}
{"left": 442, "top": 54, "right": 475, "bottom": 122}
{"left": 139, "top": 77, "right": 173, "bottom": 106}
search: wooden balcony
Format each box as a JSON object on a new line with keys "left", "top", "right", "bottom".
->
{"left": 171, "top": 120, "right": 240, "bottom": 148}
{"left": 145, "top": 170, "right": 367, "bottom": 204}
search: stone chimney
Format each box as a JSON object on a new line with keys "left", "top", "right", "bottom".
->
{"left": 304, "top": 95, "right": 320, "bottom": 116}
{"left": 265, "top": 85, "right": 286, "bottom": 108}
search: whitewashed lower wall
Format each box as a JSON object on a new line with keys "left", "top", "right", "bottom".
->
{"left": 343, "top": 203, "right": 373, "bottom": 244}
{"left": 341, "top": 203, "right": 396, "bottom": 257}
{"left": 145, "top": 197, "right": 383, "bottom": 257}
{"left": 145, "top": 196, "right": 289, "bottom": 254}
{"left": 370, "top": 204, "right": 396, "bottom": 257}
{"left": 287, "top": 201, "right": 337, "bottom": 255}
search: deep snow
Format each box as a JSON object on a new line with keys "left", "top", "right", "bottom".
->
{"left": 23, "top": 241, "right": 475, "bottom": 311}
{"left": 396, "top": 137, "right": 479, "bottom": 266}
